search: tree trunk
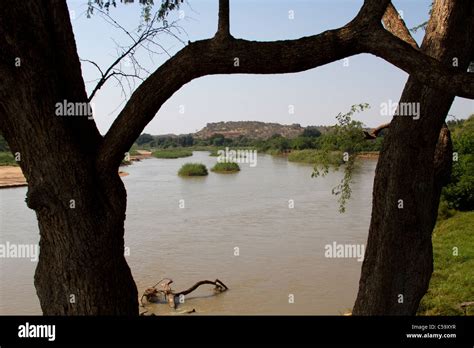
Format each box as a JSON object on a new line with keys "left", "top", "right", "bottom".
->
{"left": 29, "top": 163, "right": 138, "bottom": 315}
{"left": 353, "top": 0, "right": 474, "bottom": 315}
{"left": 0, "top": 0, "right": 138, "bottom": 315}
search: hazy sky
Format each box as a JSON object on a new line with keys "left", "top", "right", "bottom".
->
{"left": 68, "top": 0, "right": 473, "bottom": 135}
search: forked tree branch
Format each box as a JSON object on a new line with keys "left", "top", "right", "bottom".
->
{"left": 97, "top": 0, "right": 474, "bottom": 172}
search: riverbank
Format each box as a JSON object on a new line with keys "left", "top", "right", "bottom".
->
{"left": 0, "top": 166, "right": 26, "bottom": 188}
{"left": 418, "top": 211, "right": 474, "bottom": 315}
{"left": 0, "top": 166, "right": 130, "bottom": 188}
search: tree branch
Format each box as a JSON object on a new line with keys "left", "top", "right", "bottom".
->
{"left": 362, "top": 25, "right": 473, "bottom": 98}
{"left": 364, "top": 123, "right": 390, "bottom": 139}
{"left": 215, "top": 0, "right": 231, "bottom": 40}
{"left": 97, "top": 0, "right": 474, "bottom": 172}
{"left": 382, "top": 2, "right": 418, "bottom": 49}
{"left": 356, "top": 0, "right": 391, "bottom": 26}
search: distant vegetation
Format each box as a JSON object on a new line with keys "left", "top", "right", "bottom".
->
{"left": 153, "top": 149, "right": 193, "bottom": 159}
{"left": 135, "top": 123, "right": 383, "bottom": 155}
{"left": 211, "top": 162, "right": 240, "bottom": 173}
{"left": 178, "top": 163, "right": 208, "bottom": 177}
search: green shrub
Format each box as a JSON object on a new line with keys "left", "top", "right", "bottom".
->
{"left": 437, "top": 199, "right": 456, "bottom": 221}
{"left": 211, "top": 162, "right": 240, "bottom": 173}
{"left": 178, "top": 163, "right": 208, "bottom": 176}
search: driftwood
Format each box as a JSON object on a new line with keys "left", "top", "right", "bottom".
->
{"left": 140, "top": 278, "right": 228, "bottom": 309}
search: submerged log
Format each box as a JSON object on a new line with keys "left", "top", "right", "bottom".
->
{"left": 140, "top": 278, "right": 229, "bottom": 309}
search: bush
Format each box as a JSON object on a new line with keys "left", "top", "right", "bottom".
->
{"left": 178, "top": 163, "right": 208, "bottom": 176}
{"left": 442, "top": 115, "right": 474, "bottom": 211}
{"left": 153, "top": 149, "right": 192, "bottom": 159}
{"left": 211, "top": 162, "right": 240, "bottom": 173}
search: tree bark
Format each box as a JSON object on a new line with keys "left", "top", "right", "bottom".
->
{"left": 0, "top": 0, "right": 137, "bottom": 315}
{"left": 353, "top": 0, "right": 474, "bottom": 315}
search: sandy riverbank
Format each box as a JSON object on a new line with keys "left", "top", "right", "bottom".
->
{"left": 0, "top": 166, "right": 130, "bottom": 189}
{"left": 0, "top": 166, "right": 26, "bottom": 188}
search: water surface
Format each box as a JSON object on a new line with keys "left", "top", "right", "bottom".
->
{"left": 0, "top": 151, "right": 377, "bottom": 315}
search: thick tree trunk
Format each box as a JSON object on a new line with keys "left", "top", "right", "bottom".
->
{"left": 28, "top": 162, "right": 138, "bottom": 315}
{"left": 0, "top": 0, "right": 138, "bottom": 314}
{"left": 353, "top": 0, "right": 474, "bottom": 315}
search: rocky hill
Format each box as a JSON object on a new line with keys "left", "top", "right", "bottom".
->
{"left": 194, "top": 121, "right": 308, "bottom": 139}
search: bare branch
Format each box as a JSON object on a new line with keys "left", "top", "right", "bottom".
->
{"left": 80, "top": 59, "right": 105, "bottom": 77}
{"left": 83, "top": 5, "right": 184, "bottom": 102}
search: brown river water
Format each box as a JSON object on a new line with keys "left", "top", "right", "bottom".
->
{"left": 0, "top": 151, "right": 377, "bottom": 315}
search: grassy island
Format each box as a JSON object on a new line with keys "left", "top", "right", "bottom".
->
{"left": 178, "top": 163, "right": 208, "bottom": 176}
{"left": 211, "top": 162, "right": 240, "bottom": 173}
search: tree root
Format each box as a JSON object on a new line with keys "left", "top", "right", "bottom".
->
{"left": 140, "top": 278, "right": 228, "bottom": 309}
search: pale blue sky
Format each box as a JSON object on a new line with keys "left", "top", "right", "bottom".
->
{"left": 68, "top": 0, "right": 473, "bottom": 135}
